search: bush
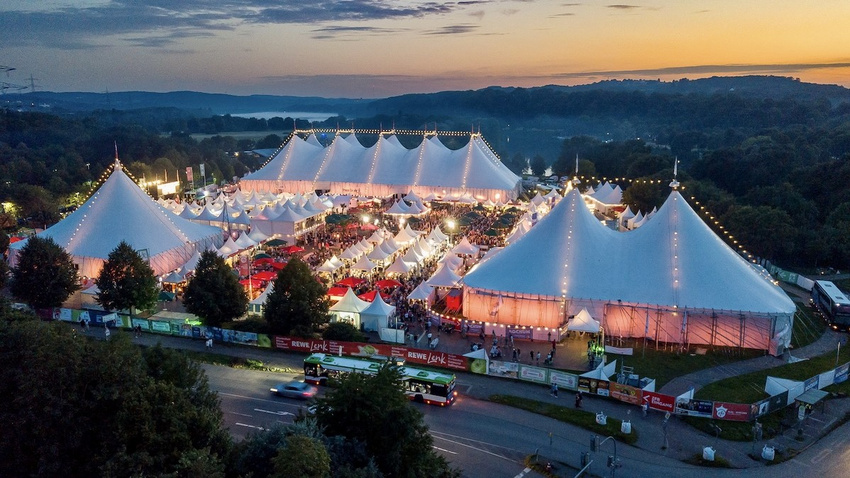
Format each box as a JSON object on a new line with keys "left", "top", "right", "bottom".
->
{"left": 322, "top": 322, "right": 366, "bottom": 342}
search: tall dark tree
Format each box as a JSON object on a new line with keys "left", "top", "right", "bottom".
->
{"left": 95, "top": 241, "right": 159, "bottom": 314}
{"left": 530, "top": 154, "right": 547, "bottom": 177}
{"left": 313, "top": 363, "right": 459, "bottom": 478}
{"left": 183, "top": 250, "right": 248, "bottom": 327}
{"left": 264, "top": 257, "right": 329, "bottom": 336}
{"left": 0, "top": 320, "right": 231, "bottom": 477}
{"left": 10, "top": 236, "right": 80, "bottom": 311}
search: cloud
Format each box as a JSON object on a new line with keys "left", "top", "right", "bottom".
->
{"left": 423, "top": 24, "right": 480, "bottom": 35}
{"left": 607, "top": 4, "right": 641, "bottom": 10}
{"left": 309, "top": 25, "right": 406, "bottom": 40}
{"left": 0, "top": 1, "right": 458, "bottom": 49}
{"left": 545, "top": 62, "right": 850, "bottom": 80}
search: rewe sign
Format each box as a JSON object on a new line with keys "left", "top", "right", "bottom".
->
{"left": 273, "top": 336, "right": 469, "bottom": 371}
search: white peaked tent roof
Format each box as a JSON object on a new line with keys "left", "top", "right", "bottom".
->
{"left": 404, "top": 190, "right": 421, "bottom": 202}
{"left": 361, "top": 291, "right": 396, "bottom": 317}
{"left": 385, "top": 256, "right": 414, "bottom": 275}
{"left": 405, "top": 223, "right": 423, "bottom": 236}
{"left": 402, "top": 246, "right": 424, "bottom": 264}
{"left": 567, "top": 308, "right": 600, "bottom": 333}
{"left": 463, "top": 188, "right": 795, "bottom": 315}
{"left": 439, "top": 252, "right": 463, "bottom": 270}
{"left": 162, "top": 270, "right": 186, "bottom": 284}
{"left": 9, "top": 162, "right": 223, "bottom": 277}
{"left": 591, "top": 184, "right": 623, "bottom": 205}
{"left": 351, "top": 255, "right": 377, "bottom": 272}
{"left": 234, "top": 232, "right": 257, "bottom": 249}
{"left": 240, "top": 133, "right": 521, "bottom": 200}
{"left": 531, "top": 192, "right": 546, "bottom": 206}
{"left": 250, "top": 282, "right": 274, "bottom": 306}
{"left": 248, "top": 228, "right": 270, "bottom": 243}
{"left": 451, "top": 237, "right": 480, "bottom": 255}
{"left": 179, "top": 205, "right": 200, "bottom": 220}
{"left": 218, "top": 236, "right": 241, "bottom": 256}
{"left": 544, "top": 188, "right": 562, "bottom": 199}
{"left": 367, "top": 245, "right": 392, "bottom": 261}
{"left": 182, "top": 249, "right": 203, "bottom": 273}
{"left": 368, "top": 231, "right": 385, "bottom": 243}
{"left": 429, "top": 225, "right": 449, "bottom": 242}
{"left": 394, "top": 227, "right": 418, "bottom": 245}
{"left": 330, "top": 287, "right": 371, "bottom": 313}
{"left": 386, "top": 200, "right": 411, "bottom": 215}
{"left": 427, "top": 264, "right": 462, "bottom": 288}
{"left": 339, "top": 247, "right": 360, "bottom": 261}
{"left": 408, "top": 282, "right": 433, "bottom": 301}
{"left": 379, "top": 240, "right": 397, "bottom": 255}
{"left": 620, "top": 206, "right": 635, "bottom": 221}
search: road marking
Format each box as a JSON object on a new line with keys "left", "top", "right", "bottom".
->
{"left": 235, "top": 423, "right": 265, "bottom": 431}
{"left": 432, "top": 446, "right": 458, "bottom": 455}
{"left": 254, "top": 408, "right": 295, "bottom": 417}
{"left": 514, "top": 467, "right": 532, "bottom": 478}
{"left": 431, "top": 434, "right": 514, "bottom": 462}
{"left": 228, "top": 411, "right": 252, "bottom": 417}
{"left": 811, "top": 448, "right": 831, "bottom": 464}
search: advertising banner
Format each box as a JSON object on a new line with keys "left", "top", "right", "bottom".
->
{"left": 518, "top": 365, "right": 549, "bottom": 384}
{"left": 804, "top": 376, "right": 819, "bottom": 392}
{"left": 506, "top": 327, "right": 533, "bottom": 340}
{"left": 150, "top": 320, "right": 171, "bottom": 333}
{"left": 642, "top": 391, "right": 675, "bottom": 413}
{"left": 131, "top": 318, "right": 150, "bottom": 331}
{"left": 610, "top": 383, "right": 641, "bottom": 405}
{"left": 487, "top": 360, "right": 518, "bottom": 379}
{"left": 550, "top": 371, "right": 578, "bottom": 391}
{"left": 465, "top": 322, "right": 484, "bottom": 335}
{"left": 712, "top": 402, "right": 750, "bottom": 422}
{"left": 675, "top": 399, "right": 714, "bottom": 418}
{"left": 595, "top": 380, "right": 610, "bottom": 397}
{"left": 750, "top": 398, "right": 770, "bottom": 419}
{"left": 273, "top": 336, "right": 469, "bottom": 371}
{"left": 578, "top": 377, "right": 609, "bottom": 395}
{"left": 768, "top": 391, "right": 788, "bottom": 412}
{"left": 835, "top": 362, "right": 850, "bottom": 384}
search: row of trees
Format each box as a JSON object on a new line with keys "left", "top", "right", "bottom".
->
{"left": 0, "top": 308, "right": 455, "bottom": 477}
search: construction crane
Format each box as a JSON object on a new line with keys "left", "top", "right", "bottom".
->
{"left": 0, "top": 65, "right": 16, "bottom": 76}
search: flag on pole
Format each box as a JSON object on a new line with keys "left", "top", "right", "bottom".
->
{"left": 645, "top": 310, "right": 650, "bottom": 335}
{"left": 186, "top": 167, "right": 193, "bottom": 183}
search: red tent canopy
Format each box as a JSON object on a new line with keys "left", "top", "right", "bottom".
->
{"left": 253, "top": 257, "right": 275, "bottom": 266}
{"left": 269, "top": 261, "right": 287, "bottom": 270}
{"left": 361, "top": 223, "right": 379, "bottom": 231}
{"left": 327, "top": 286, "right": 350, "bottom": 298}
{"left": 376, "top": 279, "right": 403, "bottom": 289}
{"left": 283, "top": 245, "right": 305, "bottom": 254}
{"left": 358, "top": 290, "right": 391, "bottom": 302}
{"left": 337, "top": 276, "right": 367, "bottom": 288}
{"left": 251, "top": 270, "right": 277, "bottom": 281}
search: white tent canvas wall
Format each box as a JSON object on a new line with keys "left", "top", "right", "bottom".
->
{"left": 359, "top": 292, "right": 396, "bottom": 332}
{"left": 240, "top": 132, "right": 521, "bottom": 202}
{"left": 9, "top": 161, "right": 224, "bottom": 278}
{"left": 463, "top": 187, "right": 796, "bottom": 354}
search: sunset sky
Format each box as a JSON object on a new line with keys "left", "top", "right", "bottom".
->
{"left": 2, "top": 0, "right": 849, "bottom": 98}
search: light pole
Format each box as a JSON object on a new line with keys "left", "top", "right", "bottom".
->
{"left": 662, "top": 412, "right": 670, "bottom": 450}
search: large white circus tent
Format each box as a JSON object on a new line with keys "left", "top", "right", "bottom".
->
{"left": 462, "top": 187, "right": 796, "bottom": 354}
{"left": 9, "top": 161, "right": 224, "bottom": 278}
{"left": 239, "top": 131, "right": 521, "bottom": 202}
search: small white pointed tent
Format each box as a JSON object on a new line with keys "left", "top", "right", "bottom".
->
{"left": 426, "top": 265, "right": 462, "bottom": 288}
{"left": 329, "top": 288, "right": 371, "bottom": 328}
{"left": 567, "top": 308, "right": 600, "bottom": 333}
{"left": 249, "top": 282, "right": 274, "bottom": 314}
{"left": 385, "top": 256, "right": 414, "bottom": 275}
{"left": 351, "top": 255, "right": 377, "bottom": 273}
{"left": 408, "top": 282, "right": 433, "bottom": 302}
{"left": 360, "top": 292, "right": 396, "bottom": 332}
{"left": 9, "top": 161, "right": 223, "bottom": 277}
{"left": 451, "top": 237, "right": 479, "bottom": 256}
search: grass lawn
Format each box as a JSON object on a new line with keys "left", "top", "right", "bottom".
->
{"left": 683, "top": 344, "right": 850, "bottom": 441}
{"left": 490, "top": 394, "right": 638, "bottom": 445}
{"left": 603, "top": 340, "right": 763, "bottom": 389}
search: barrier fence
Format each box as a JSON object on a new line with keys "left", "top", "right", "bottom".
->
{"left": 56, "top": 306, "right": 848, "bottom": 423}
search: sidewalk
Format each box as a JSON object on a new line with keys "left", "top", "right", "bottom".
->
{"left": 91, "top": 324, "right": 850, "bottom": 470}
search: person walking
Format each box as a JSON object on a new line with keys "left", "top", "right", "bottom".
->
{"left": 575, "top": 390, "right": 583, "bottom": 408}
{"left": 553, "top": 383, "right": 558, "bottom": 398}
{"left": 104, "top": 326, "right": 111, "bottom": 341}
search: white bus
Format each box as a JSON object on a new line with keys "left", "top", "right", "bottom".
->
{"left": 303, "top": 353, "right": 458, "bottom": 406}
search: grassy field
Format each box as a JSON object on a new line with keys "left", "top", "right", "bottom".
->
{"left": 603, "top": 341, "right": 763, "bottom": 389}
{"left": 490, "top": 395, "right": 639, "bottom": 445}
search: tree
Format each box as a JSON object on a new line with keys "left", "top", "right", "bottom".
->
{"left": 0, "top": 320, "right": 231, "bottom": 477}
{"left": 313, "top": 363, "right": 459, "bottom": 478}
{"left": 530, "top": 155, "right": 547, "bottom": 177}
{"left": 10, "top": 236, "right": 80, "bottom": 311}
{"left": 264, "top": 257, "right": 329, "bottom": 336}
{"left": 183, "top": 250, "right": 248, "bottom": 327}
{"left": 95, "top": 241, "right": 159, "bottom": 315}
{"left": 272, "top": 435, "right": 331, "bottom": 478}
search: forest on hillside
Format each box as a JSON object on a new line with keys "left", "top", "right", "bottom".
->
{"left": 2, "top": 76, "right": 850, "bottom": 270}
